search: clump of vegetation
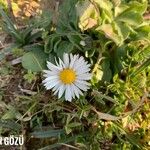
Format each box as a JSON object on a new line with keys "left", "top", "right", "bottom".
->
{"left": 0, "top": 0, "right": 150, "bottom": 149}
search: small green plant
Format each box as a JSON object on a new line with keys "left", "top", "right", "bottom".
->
{"left": 12, "top": 48, "right": 24, "bottom": 57}
{"left": 23, "top": 70, "right": 37, "bottom": 84}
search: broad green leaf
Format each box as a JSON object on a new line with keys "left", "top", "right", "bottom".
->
{"left": 23, "top": 44, "right": 44, "bottom": 51}
{"left": 67, "top": 34, "right": 82, "bottom": 51}
{"left": 55, "top": 41, "right": 74, "bottom": 58}
{"left": 113, "top": 45, "right": 127, "bottom": 73}
{"left": 101, "top": 58, "right": 112, "bottom": 82}
{"left": 127, "top": 1, "right": 147, "bottom": 14}
{"left": 22, "top": 49, "right": 49, "bottom": 72}
{"left": 28, "top": 30, "right": 42, "bottom": 43}
{"left": 115, "top": 21, "right": 130, "bottom": 40}
{"left": 94, "top": 0, "right": 113, "bottom": 11}
{"left": 48, "top": 53, "right": 56, "bottom": 64}
{"left": 114, "top": 4, "right": 129, "bottom": 17}
{"left": 94, "top": 0, "right": 113, "bottom": 21}
{"left": 44, "top": 35, "right": 61, "bottom": 53}
{"left": 57, "top": 0, "right": 79, "bottom": 32}
{"left": 133, "top": 25, "right": 150, "bottom": 41}
{"left": 34, "top": 10, "right": 52, "bottom": 29}
{"left": 116, "top": 10, "right": 143, "bottom": 26}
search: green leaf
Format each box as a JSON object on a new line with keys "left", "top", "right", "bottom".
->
{"left": 95, "top": 0, "right": 113, "bottom": 21}
{"left": 48, "top": 53, "right": 56, "bottom": 64}
{"left": 127, "top": 1, "right": 147, "bottom": 14}
{"left": 30, "top": 129, "right": 64, "bottom": 138}
{"left": 22, "top": 49, "right": 49, "bottom": 72}
{"left": 44, "top": 35, "right": 61, "bottom": 53}
{"left": 55, "top": 41, "right": 74, "bottom": 58}
{"left": 116, "top": 10, "right": 143, "bottom": 26}
{"left": 67, "top": 34, "right": 82, "bottom": 50}
{"left": 28, "top": 30, "right": 42, "bottom": 43}
{"left": 132, "top": 25, "right": 150, "bottom": 41}
{"left": 35, "top": 10, "right": 52, "bottom": 29}
{"left": 0, "top": 7, "right": 23, "bottom": 43}
{"left": 113, "top": 45, "right": 127, "bottom": 73}
{"left": 115, "top": 21, "right": 130, "bottom": 40}
{"left": 101, "top": 58, "right": 112, "bottom": 82}
{"left": 23, "top": 44, "right": 44, "bottom": 51}
{"left": 57, "top": 0, "right": 79, "bottom": 32}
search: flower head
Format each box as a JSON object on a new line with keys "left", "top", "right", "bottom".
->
{"left": 43, "top": 53, "right": 91, "bottom": 101}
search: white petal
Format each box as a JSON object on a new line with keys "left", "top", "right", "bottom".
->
{"left": 77, "top": 73, "right": 92, "bottom": 80}
{"left": 52, "top": 81, "right": 61, "bottom": 92}
{"left": 76, "top": 80, "right": 91, "bottom": 86}
{"left": 71, "top": 84, "right": 83, "bottom": 98}
{"left": 42, "top": 76, "right": 59, "bottom": 83}
{"left": 63, "top": 53, "right": 70, "bottom": 68}
{"left": 72, "top": 84, "right": 79, "bottom": 98}
{"left": 73, "top": 56, "right": 85, "bottom": 69}
{"left": 65, "top": 85, "right": 72, "bottom": 101}
{"left": 69, "top": 54, "right": 77, "bottom": 68}
{"left": 53, "top": 81, "right": 64, "bottom": 96}
{"left": 74, "top": 62, "right": 90, "bottom": 72}
{"left": 47, "top": 61, "right": 62, "bottom": 71}
{"left": 58, "top": 84, "right": 65, "bottom": 98}
{"left": 74, "top": 81, "right": 89, "bottom": 91}
{"left": 44, "top": 80, "right": 59, "bottom": 90}
{"left": 58, "top": 58, "right": 65, "bottom": 68}
{"left": 43, "top": 70, "right": 59, "bottom": 76}
{"left": 70, "top": 84, "right": 75, "bottom": 99}
{"left": 76, "top": 67, "right": 91, "bottom": 75}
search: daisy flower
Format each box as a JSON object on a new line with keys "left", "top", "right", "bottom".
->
{"left": 43, "top": 53, "right": 91, "bottom": 101}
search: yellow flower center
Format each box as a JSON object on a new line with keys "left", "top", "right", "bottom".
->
{"left": 59, "top": 69, "right": 76, "bottom": 84}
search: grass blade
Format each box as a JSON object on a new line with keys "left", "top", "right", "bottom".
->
{"left": 30, "top": 129, "right": 64, "bottom": 138}
{"left": 130, "top": 57, "right": 150, "bottom": 77}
